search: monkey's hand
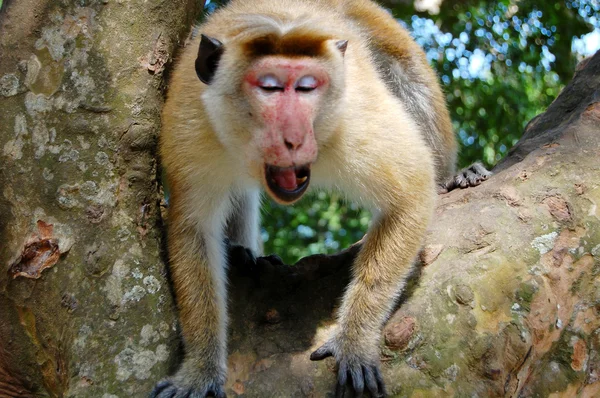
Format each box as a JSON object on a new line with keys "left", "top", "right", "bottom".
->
{"left": 439, "top": 161, "right": 492, "bottom": 193}
{"left": 310, "top": 333, "right": 386, "bottom": 398}
{"left": 150, "top": 366, "right": 226, "bottom": 398}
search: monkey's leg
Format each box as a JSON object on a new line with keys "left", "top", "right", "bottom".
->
{"left": 311, "top": 205, "right": 431, "bottom": 398}
{"left": 151, "top": 206, "right": 229, "bottom": 398}
{"left": 440, "top": 161, "right": 492, "bottom": 193}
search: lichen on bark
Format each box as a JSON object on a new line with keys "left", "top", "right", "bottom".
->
{"left": 1, "top": 0, "right": 203, "bottom": 396}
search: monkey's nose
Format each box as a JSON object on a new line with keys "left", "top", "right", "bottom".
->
{"left": 284, "top": 138, "right": 303, "bottom": 152}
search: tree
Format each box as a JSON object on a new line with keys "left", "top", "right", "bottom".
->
{"left": 1, "top": 0, "right": 599, "bottom": 397}
{"left": 0, "top": 1, "right": 203, "bottom": 396}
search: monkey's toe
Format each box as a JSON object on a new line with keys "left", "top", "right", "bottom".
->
{"left": 441, "top": 162, "right": 492, "bottom": 193}
{"left": 259, "top": 253, "right": 285, "bottom": 266}
{"left": 227, "top": 244, "right": 256, "bottom": 269}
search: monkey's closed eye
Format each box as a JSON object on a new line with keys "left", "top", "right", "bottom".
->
{"left": 295, "top": 86, "right": 315, "bottom": 92}
{"left": 260, "top": 86, "right": 284, "bottom": 92}
{"left": 295, "top": 75, "right": 317, "bottom": 92}
{"left": 258, "top": 74, "right": 284, "bottom": 92}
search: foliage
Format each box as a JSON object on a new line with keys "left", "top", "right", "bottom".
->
{"left": 391, "top": 0, "right": 598, "bottom": 167}
{"left": 199, "top": 0, "right": 598, "bottom": 263}
{"left": 261, "top": 192, "right": 371, "bottom": 262}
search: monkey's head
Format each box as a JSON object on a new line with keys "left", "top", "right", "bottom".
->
{"left": 196, "top": 27, "right": 348, "bottom": 205}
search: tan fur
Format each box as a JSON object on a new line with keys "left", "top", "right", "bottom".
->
{"left": 156, "top": 0, "right": 456, "bottom": 396}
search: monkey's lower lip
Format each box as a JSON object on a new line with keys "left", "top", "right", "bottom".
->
{"left": 265, "top": 164, "right": 311, "bottom": 203}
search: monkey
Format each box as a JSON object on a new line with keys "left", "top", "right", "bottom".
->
{"left": 151, "top": 0, "right": 490, "bottom": 397}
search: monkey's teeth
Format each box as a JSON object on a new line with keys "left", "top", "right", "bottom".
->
{"left": 296, "top": 176, "right": 308, "bottom": 184}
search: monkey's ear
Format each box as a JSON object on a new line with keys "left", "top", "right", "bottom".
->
{"left": 196, "top": 34, "right": 224, "bottom": 84}
{"left": 335, "top": 40, "right": 348, "bottom": 56}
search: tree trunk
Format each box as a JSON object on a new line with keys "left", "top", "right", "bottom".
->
{"left": 1, "top": 1, "right": 599, "bottom": 396}
{"left": 0, "top": 1, "right": 203, "bottom": 397}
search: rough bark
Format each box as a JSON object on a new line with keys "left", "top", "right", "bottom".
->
{"left": 0, "top": 1, "right": 203, "bottom": 397}
{"left": 1, "top": 0, "right": 599, "bottom": 397}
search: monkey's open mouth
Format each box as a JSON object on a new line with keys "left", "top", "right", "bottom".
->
{"left": 265, "top": 164, "right": 311, "bottom": 204}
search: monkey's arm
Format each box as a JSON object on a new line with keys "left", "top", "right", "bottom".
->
{"left": 226, "top": 190, "right": 263, "bottom": 255}
{"left": 151, "top": 194, "right": 229, "bottom": 398}
{"left": 311, "top": 204, "right": 432, "bottom": 397}
{"left": 311, "top": 149, "right": 435, "bottom": 397}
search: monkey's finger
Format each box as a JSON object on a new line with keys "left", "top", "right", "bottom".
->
{"left": 349, "top": 365, "right": 364, "bottom": 397}
{"left": 335, "top": 382, "right": 346, "bottom": 398}
{"left": 206, "top": 389, "right": 227, "bottom": 398}
{"left": 149, "top": 380, "right": 176, "bottom": 398}
{"left": 443, "top": 175, "right": 462, "bottom": 192}
{"left": 470, "top": 162, "right": 492, "bottom": 180}
{"left": 463, "top": 168, "right": 482, "bottom": 187}
{"left": 373, "top": 366, "right": 387, "bottom": 397}
{"left": 363, "top": 365, "right": 379, "bottom": 397}
{"left": 179, "top": 387, "right": 204, "bottom": 398}
{"left": 442, "top": 178, "right": 454, "bottom": 191}
{"left": 335, "top": 363, "right": 349, "bottom": 398}
{"left": 335, "top": 376, "right": 352, "bottom": 398}
{"left": 310, "top": 345, "right": 334, "bottom": 361}
{"left": 150, "top": 380, "right": 192, "bottom": 398}
{"left": 339, "top": 363, "right": 349, "bottom": 385}
{"left": 457, "top": 172, "right": 469, "bottom": 189}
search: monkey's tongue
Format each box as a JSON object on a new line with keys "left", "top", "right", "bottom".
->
{"left": 265, "top": 165, "right": 311, "bottom": 203}
{"left": 271, "top": 168, "right": 299, "bottom": 190}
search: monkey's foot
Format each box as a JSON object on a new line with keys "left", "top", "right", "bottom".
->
{"left": 150, "top": 379, "right": 226, "bottom": 398}
{"left": 310, "top": 340, "right": 386, "bottom": 397}
{"left": 228, "top": 244, "right": 285, "bottom": 270}
{"left": 228, "top": 244, "right": 257, "bottom": 269}
{"left": 440, "top": 162, "right": 492, "bottom": 193}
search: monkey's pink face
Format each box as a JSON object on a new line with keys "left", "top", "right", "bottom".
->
{"left": 243, "top": 57, "right": 329, "bottom": 204}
